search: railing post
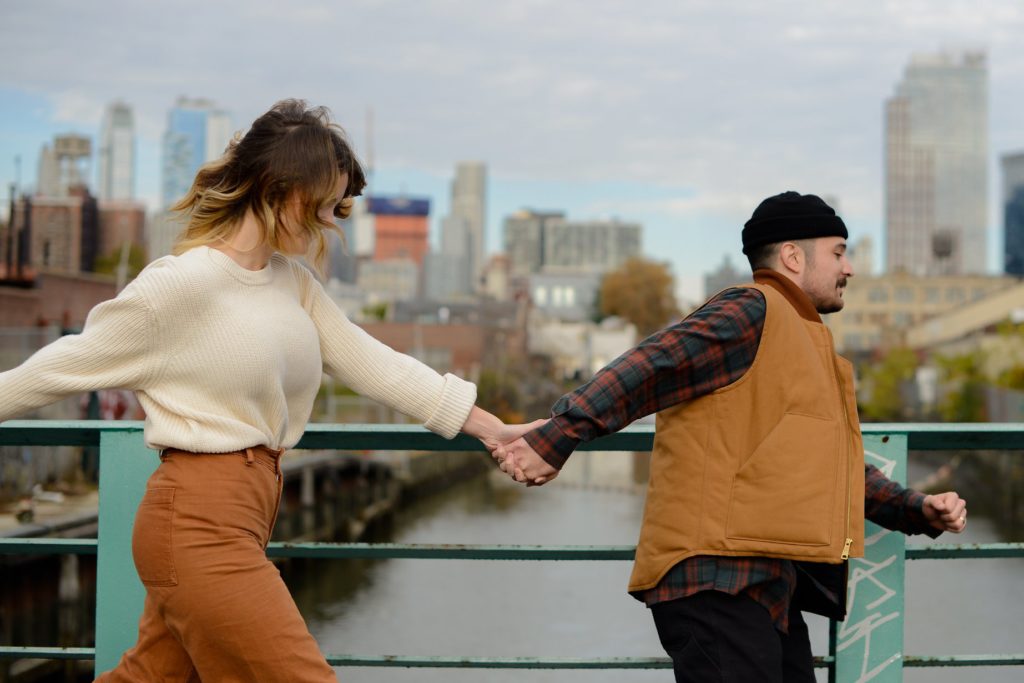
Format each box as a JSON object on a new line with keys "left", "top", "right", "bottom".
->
{"left": 94, "top": 428, "right": 158, "bottom": 677}
{"left": 834, "top": 434, "right": 908, "bottom": 682}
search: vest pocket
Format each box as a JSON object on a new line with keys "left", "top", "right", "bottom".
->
{"left": 726, "top": 413, "right": 839, "bottom": 547}
{"left": 132, "top": 487, "right": 178, "bottom": 587}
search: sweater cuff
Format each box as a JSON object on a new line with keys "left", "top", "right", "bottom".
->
{"left": 523, "top": 416, "right": 579, "bottom": 470}
{"left": 422, "top": 373, "right": 477, "bottom": 440}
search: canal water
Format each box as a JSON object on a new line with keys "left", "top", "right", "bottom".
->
{"left": 287, "top": 453, "right": 1024, "bottom": 683}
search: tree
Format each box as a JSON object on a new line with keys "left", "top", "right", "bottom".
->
{"left": 93, "top": 243, "right": 147, "bottom": 281}
{"left": 995, "top": 320, "right": 1024, "bottom": 390}
{"left": 598, "top": 257, "right": 681, "bottom": 337}
{"left": 475, "top": 368, "right": 524, "bottom": 424}
{"left": 997, "top": 365, "right": 1024, "bottom": 391}
{"left": 936, "top": 350, "right": 988, "bottom": 422}
{"left": 860, "top": 347, "right": 919, "bottom": 421}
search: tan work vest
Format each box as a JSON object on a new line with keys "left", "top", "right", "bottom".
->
{"left": 628, "top": 282, "right": 865, "bottom": 593}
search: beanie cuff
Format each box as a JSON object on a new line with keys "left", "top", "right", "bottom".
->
{"left": 741, "top": 215, "right": 847, "bottom": 255}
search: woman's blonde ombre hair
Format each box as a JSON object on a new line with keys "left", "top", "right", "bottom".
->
{"left": 171, "top": 99, "right": 367, "bottom": 276}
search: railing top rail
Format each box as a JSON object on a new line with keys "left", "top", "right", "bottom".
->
{"left": 3, "top": 420, "right": 1024, "bottom": 450}
{"left": 4, "top": 538, "right": 1022, "bottom": 561}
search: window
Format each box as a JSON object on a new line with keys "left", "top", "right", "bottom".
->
{"left": 534, "top": 286, "right": 548, "bottom": 306}
{"left": 869, "top": 288, "right": 889, "bottom": 303}
{"left": 893, "top": 312, "right": 914, "bottom": 326}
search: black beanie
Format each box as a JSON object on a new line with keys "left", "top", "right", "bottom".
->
{"left": 741, "top": 191, "right": 848, "bottom": 255}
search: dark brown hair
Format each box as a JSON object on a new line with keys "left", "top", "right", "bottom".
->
{"left": 172, "top": 99, "right": 366, "bottom": 274}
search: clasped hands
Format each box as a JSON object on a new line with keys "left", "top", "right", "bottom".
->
{"left": 479, "top": 418, "right": 559, "bottom": 486}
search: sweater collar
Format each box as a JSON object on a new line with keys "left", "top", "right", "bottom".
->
{"left": 753, "top": 269, "right": 822, "bottom": 323}
{"left": 203, "top": 246, "right": 276, "bottom": 286}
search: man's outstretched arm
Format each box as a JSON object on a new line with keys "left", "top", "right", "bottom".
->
{"left": 501, "top": 288, "right": 767, "bottom": 484}
{"left": 864, "top": 463, "right": 967, "bottom": 536}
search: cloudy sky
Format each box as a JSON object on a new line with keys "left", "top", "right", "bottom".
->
{"left": 2, "top": 0, "right": 1023, "bottom": 302}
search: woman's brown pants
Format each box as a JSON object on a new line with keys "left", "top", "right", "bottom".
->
{"left": 95, "top": 447, "right": 338, "bottom": 682}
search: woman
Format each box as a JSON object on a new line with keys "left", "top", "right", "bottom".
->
{"left": 0, "top": 100, "right": 534, "bottom": 681}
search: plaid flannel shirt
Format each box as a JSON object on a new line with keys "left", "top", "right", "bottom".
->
{"left": 524, "top": 285, "right": 938, "bottom": 631}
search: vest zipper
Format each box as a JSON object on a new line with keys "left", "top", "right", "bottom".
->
{"left": 830, "top": 354, "right": 856, "bottom": 562}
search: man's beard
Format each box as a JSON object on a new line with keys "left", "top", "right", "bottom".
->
{"left": 813, "top": 278, "right": 847, "bottom": 314}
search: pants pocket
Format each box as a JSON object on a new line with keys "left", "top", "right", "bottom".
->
{"left": 132, "top": 487, "right": 178, "bottom": 587}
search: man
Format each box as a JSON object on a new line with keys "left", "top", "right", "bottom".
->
{"left": 496, "top": 191, "right": 967, "bottom": 683}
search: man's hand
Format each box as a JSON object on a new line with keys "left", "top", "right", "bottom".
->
{"left": 495, "top": 437, "right": 559, "bottom": 486}
{"left": 922, "top": 491, "right": 968, "bottom": 533}
{"left": 478, "top": 418, "right": 548, "bottom": 456}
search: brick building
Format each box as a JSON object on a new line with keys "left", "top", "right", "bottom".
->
{"left": 98, "top": 200, "right": 147, "bottom": 260}
{"left": 1, "top": 187, "right": 100, "bottom": 277}
{"left": 0, "top": 271, "right": 117, "bottom": 328}
{"left": 368, "top": 195, "right": 430, "bottom": 266}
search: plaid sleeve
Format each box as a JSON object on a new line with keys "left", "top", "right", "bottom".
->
{"left": 524, "top": 287, "right": 766, "bottom": 469}
{"left": 863, "top": 463, "right": 942, "bottom": 537}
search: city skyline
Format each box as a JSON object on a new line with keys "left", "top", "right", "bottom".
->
{"left": 3, "top": 2, "right": 1024, "bottom": 302}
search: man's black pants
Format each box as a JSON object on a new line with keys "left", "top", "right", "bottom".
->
{"left": 650, "top": 591, "right": 816, "bottom": 683}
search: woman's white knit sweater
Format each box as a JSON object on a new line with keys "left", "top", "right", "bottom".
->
{"left": 0, "top": 246, "right": 477, "bottom": 452}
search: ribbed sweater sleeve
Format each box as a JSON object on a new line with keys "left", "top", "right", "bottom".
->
{"left": 300, "top": 266, "right": 476, "bottom": 439}
{"left": 0, "top": 282, "right": 159, "bottom": 422}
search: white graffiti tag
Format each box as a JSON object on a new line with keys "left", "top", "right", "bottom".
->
{"left": 834, "top": 447, "right": 905, "bottom": 682}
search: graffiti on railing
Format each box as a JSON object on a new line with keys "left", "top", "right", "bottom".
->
{"left": 834, "top": 444, "right": 907, "bottom": 682}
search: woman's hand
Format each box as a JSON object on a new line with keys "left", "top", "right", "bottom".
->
{"left": 460, "top": 406, "right": 547, "bottom": 456}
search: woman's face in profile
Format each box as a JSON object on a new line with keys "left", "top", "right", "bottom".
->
{"left": 279, "top": 173, "right": 348, "bottom": 255}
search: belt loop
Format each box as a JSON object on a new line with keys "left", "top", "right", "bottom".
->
{"left": 245, "top": 447, "right": 255, "bottom": 465}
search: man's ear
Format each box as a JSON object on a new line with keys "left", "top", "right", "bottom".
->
{"left": 777, "top": 242, "right": 805, "bottom": 275}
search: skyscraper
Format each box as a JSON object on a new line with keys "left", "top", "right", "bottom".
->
{"left": 440, "top": 162, "right": 486, "bottom": 293}
{"left": 503, "top": 210, "right": 642, "bottom": 276}
{"left": 1003, "top": 152, "right": 1024, "bottom": 277}
{"left": 161, "top": 97, "right": 232, "bottom": 208}
{"left": 504, "top": 210, "right": 563, "bottom": 276}
{"left": 542, "top": 218, "right": 641, "bottom": 273}
{"left": 885, "top": 50, "right": 988, "bottom": 275}
{"left": 97, "top": 101, "right": 135, "bottom": 200}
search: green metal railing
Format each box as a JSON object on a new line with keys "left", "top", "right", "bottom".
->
{"left": 2, "top": 421, "right": 1024, "bottom": 680}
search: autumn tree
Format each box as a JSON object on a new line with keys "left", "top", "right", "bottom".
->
{"left": 599, "top": 257, "right": 681, "bottom": 337}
